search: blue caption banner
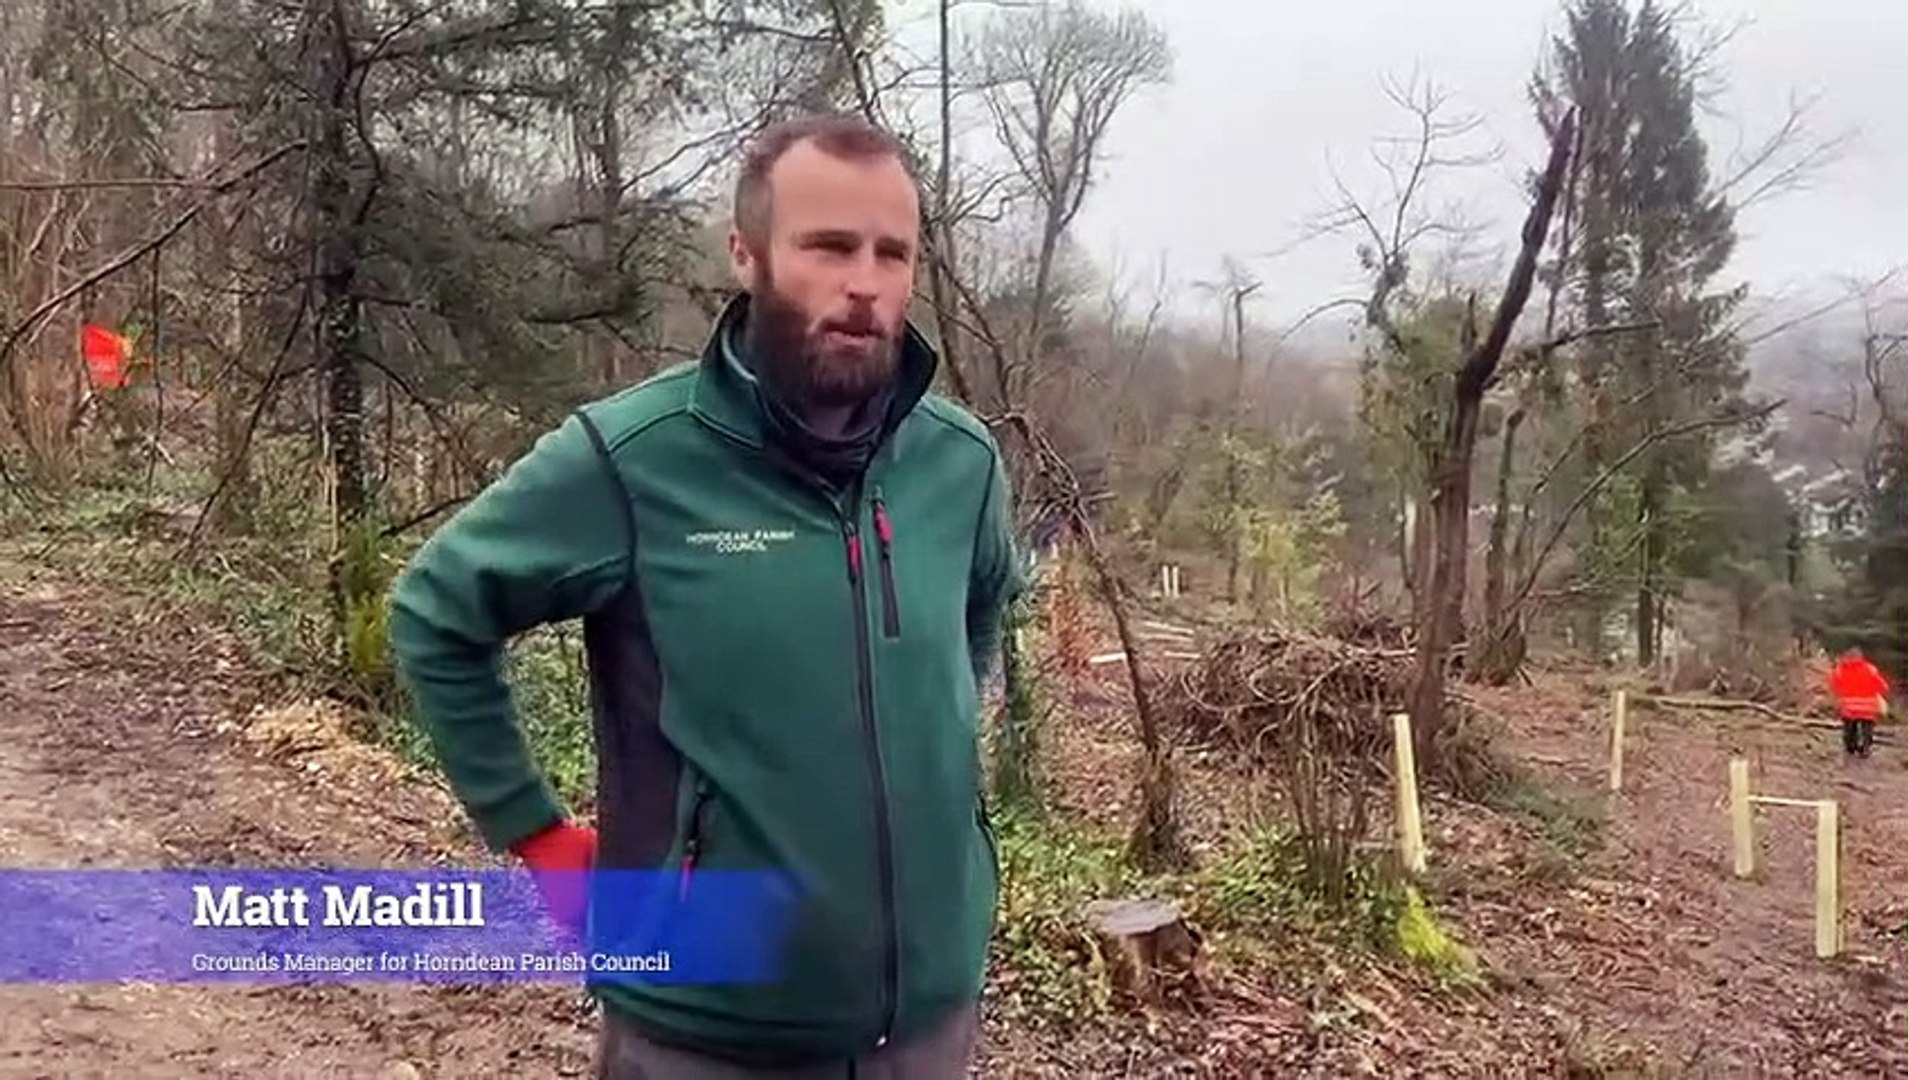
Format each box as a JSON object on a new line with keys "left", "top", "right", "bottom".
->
{"left": 0, "top": 869, "right": 798, "bottom": 986}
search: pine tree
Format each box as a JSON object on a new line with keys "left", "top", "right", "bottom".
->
{"left": 1824, "top": 425, "right": 1908, "bottom": 680}
{"left": 1534, "top": 0, "right": 1756, "bottom": 663}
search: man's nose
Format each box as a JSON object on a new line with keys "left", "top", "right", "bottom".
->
{"left": 843, "top": 249, "right": 880, "bottom": 300}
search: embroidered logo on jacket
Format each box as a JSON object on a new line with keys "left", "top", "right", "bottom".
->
{"left": 686, "top": 529, "right": 796, "bottom": 555}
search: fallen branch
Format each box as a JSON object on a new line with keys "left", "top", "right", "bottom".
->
{"left": 986, "top": 408, "right": 1190, "bottom": 872}
{"left": 1643, "top": 694, "right": 1842, "bottom": 732}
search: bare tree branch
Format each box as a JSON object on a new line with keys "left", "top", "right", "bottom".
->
{"left": 1504, "top": 399, "right": 1785, "bottom": 621}
{"left": 0, "top": 141, "right": 308, "bottom": 376}
{"left": 1713, "top": 89, "right": 1855, "bottom": 214}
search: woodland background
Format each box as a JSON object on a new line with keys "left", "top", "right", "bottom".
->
{"left": 1, "top": 0, "right": 1905, "bottom": 1072}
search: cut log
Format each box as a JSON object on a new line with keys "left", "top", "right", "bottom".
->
{"left": 1644, "top": 694, "right": 1892, "bottom": 740}
{"left": 1083, "top": 897, "right": 1202, "bottom": 1005}
{"left": 1645, "top": 694, "right": 1824, "bottom": 726}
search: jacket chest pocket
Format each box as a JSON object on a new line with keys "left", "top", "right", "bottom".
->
{"left": 872, "top": 490, "right": 901, "bottom": 639}
{"left": 864, "top": 484, "right": 970, "bottom": 649}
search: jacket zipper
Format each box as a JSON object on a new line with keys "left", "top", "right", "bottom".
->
{"left": 976, "top": 789, "right": 1000, "bottom": 882}
{"left": 872, "top": 488, "right": 901, "bottom": 639}
{"left": 678, "top": 779, "right": 713, "bottom": 901}
{"left": 843, "top": 499, "right": 899, "bottom": 1048}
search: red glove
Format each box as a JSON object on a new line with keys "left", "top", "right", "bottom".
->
{"left": 510, "top": 821, "right": 596, "bottom": 940}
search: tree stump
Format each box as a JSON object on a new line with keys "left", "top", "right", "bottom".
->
{"left": 1083, "top": 897, "right": 1203, "bottom": 1005}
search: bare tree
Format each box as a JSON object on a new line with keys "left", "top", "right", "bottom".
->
{"left": 1403, "top": 110, "right": 1576, "bottom": 747}
{"left": 1193, "top": 258, "right": 1261, "bottom": 604}
{"left": 1325, "top": 76, "right": 1578, "bottom": 747}
{"left": 1310, "top": 77, "right": 1501, "bottom": 625}
{"left": 972, "top": 0, "right": 1170, "bottom": 408}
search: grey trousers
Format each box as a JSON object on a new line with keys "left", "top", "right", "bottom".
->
{"left": 593, "top": 1003, "right": 980, "bottom": 1080}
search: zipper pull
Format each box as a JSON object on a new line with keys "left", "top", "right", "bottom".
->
{"left": 871, "top": 489, "right": 901, "bottom": 639}
{"left": 873, "top": 495, "right": 894, "bottom": 552}
{"left": 680, "top": 787, "right": 709, "bottom": 901}
{"left": 845, "top": 523, "right": 862, "bottom": 581}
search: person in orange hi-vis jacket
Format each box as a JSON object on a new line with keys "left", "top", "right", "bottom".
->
{"left": 1829, "top": 647, "right": 1890, "bottom": 758}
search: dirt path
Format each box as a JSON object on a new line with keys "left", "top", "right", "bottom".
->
{"left": 0, "top": 566, "right": 1067, "bottom": 1078}
{"left": 0, "top": 575, "right": 596, "bottom": 1078}
{"left": 1043, "top": 622, "right": 1908, "bottom": 1074}
{"left": 1473, "top": 676, "right": 1908, "bottom": 1074}
{"left": 9, "top": 562, "right": 1905, "bottom": 1076}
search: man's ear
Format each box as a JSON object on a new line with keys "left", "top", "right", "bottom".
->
{"left": 727, "top": 228, "right": 760, "bottom": 293}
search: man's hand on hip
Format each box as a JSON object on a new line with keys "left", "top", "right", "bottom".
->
{"left": 511, "top": 820, "right": 596, "bottom": 939}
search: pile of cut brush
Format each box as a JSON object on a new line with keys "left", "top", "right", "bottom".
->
{"left": 1158, "top": 628, "right": 1500, "bottom": 793}
{"left": 1319, "top": 607, "right": 1415, "bottom": 651}
{"left": 1159, "top": 629, "right": 1413, "bottom": 777}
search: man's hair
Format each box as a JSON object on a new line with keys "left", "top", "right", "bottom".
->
{"left": 733, "top": 113, "right": 912, "bottom": 245}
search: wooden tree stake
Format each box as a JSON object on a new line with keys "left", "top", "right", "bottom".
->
{"left": 1608, "top": 688, "right": 1628, "bottom": 792}
{"left": 1815, "top": 799, "right": 1841, "bottom": 959}
{"left": 1728, "top": 761, "right": 1842, "bottom": 960}
{"left": 1392, "top": 712, "right": 1426, "bottom": 873}
{"left": 1729, "top": 756, "right": 1754, "bottom": 878}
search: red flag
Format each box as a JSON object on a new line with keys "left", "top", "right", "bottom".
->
{"left": 81, "top": 324, "right": 130, "bottom": 390}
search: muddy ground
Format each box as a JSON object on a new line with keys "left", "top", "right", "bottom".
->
{"left": 1465, "top": 670, "right": 1908, "bottom": 1074}
{"left": 0, "top": 575, "right": 597, "bottom": 1078}
{"left": 2, "top": 568, "right": 1906, "bottom": 1076}
{"left": 0, "top": 568, "right": 1095, "bottom": 1077}
{"left": 1020, "top": 636, "right": 1908, "bottom": 1076}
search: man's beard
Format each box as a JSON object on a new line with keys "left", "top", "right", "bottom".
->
{"left": 745, "top": 266, "right": 900, "bottom": 416}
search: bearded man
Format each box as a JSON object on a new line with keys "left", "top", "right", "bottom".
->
{"left": 387, "top": 113, "right": 1023, "bottom": 1078}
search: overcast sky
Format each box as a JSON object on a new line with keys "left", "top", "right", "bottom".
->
{"left": 910, "top": 0, "right": 1905, "bottom": 337}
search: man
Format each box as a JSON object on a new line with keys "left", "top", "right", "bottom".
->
{"left": 387, "top": 113, "right": 1024, "bottom": 1078}
{"left": 1828, "top": 647, "right": 1889, "bottom": 758}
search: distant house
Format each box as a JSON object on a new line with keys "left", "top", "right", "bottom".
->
{"left": 1792, "top": 468, "right": 1861, "bottom": 539}
{"left": 1735, "top": 459, "right": 1860, "bottom": 542}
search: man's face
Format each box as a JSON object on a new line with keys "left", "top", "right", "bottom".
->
{"left": 728, "top": 140, "right": 920, "bottom": 412}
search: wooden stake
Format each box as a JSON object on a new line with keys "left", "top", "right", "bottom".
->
{"left": 1729, "top": 757, "right": 1754, "bottom": 878}
{"left": 1392, "top": 712, "right": 1426, "bottom": 874}
{"left": 1815, "top": 799, "right": 1841, "bottom": 959}
{"left": 1608, "top": 689, "right": 1628, "bottom": 792}
{"left": 1154, "top": 565, "right": 1179, "bottom": 598}
{"left": 1725, "top": 768, "right": 1844, "bottom": 961}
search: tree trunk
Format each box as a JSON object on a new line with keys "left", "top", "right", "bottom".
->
{"left": 1476, "top": 407, "right": 1526, "bottom": 683}
{"left": 1575, "top": 106, "right": 1620, "bottom": 659}
{"left": 991, "top": 594, "right": 1043, "bottom": 813}
{"left": 1223, "top": 287, "right": 1250, "bottom": 605}
{"left": 212, "top": 288, "right": 254, "bottom": 533}
{"left": 1407, "top": 110, "right": 1577, "bottom": 751}
{"left": 1635, "top": 457, "right": 1666, "bottom": 665}
{"left": 1081, "top": 532, "right": 1186, "bottom": 873}
{"left": 585, "top": 10, "right": 628, "bottom": 387}
{"left": 1407, "top": 404, "right": 1483, "bottom": 741}
{"left": 310, "top": 9, "right": 369, "bottom": 649}
{"left": 925, "top": 0, "right": 975, "bottom": 408}
{"left": 1405, "top": 491, "right": 1434, "bottom": 627}
{"left": 209, "top": 110, "right": 254, "bottom": 535}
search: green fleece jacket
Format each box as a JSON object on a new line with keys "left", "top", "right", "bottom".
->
{"left": 386, "top": 295, "right": 1025, "bottom": 1063}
